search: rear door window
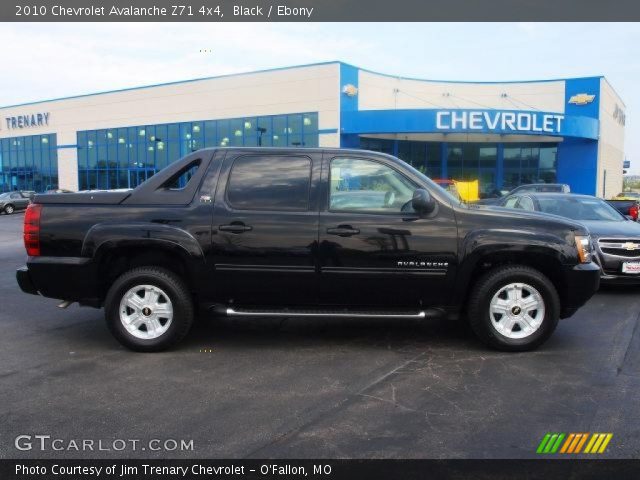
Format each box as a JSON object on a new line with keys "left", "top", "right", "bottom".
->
{"left": 227, "top": 155, "right": 311, "bottom": 211}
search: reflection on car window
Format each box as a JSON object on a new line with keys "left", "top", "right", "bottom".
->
{"left": 330, "top": 158, "right": 416, "bottom": 213}
{"left": 227, "top": 155, "right": 311, "bottom": 211}
{"left": 160, "top": 159, "right": 201, "bottom": 190}
{"left": 504, "top": 196, "right": 519, "bottom": 208}
{"left": 517, "top": 196, "right": 534, "bottom": 211}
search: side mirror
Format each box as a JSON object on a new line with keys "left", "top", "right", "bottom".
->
{"left": 412, "top": 188, "right": 436, "bottom": 215}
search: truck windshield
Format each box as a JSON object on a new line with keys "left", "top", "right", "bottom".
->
{"left": 538, "top": 197, "right": 623, "bottom": 222}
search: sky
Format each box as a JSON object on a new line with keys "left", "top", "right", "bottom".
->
{"left": 0, "top": 22, "right": 639, "bottom": 172}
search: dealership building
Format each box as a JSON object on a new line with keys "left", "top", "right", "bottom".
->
{"left": 0, "top": 61, "right": 627, "bottom": 197}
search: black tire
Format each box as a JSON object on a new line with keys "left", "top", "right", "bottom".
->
{"left": 104, "top": 267, "right": 194, "bottom": 352}
{"left": 467, "top": 265, "right": 560, "bottom": 352}
{"left": 4, "top": 204, "right": 14, "bottom": 214}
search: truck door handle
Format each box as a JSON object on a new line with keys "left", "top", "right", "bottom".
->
{"left": 219, "top": 223, "right": 253, "bottom": 233}
{"left": 327, "top": 226, "right": 360, "bottom": 237}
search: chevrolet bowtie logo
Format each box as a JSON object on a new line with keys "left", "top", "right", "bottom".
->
{"left": 568, "top": 93, "right": 596, "bottom": 105}
{"left": 623, "top": 242, "right": 640, "bottom": 251}
{"left": 342, "top": 84, "right": 358, "bottom": 97}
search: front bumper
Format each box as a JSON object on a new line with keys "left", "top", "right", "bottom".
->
{"left": 593, "top": 239, "right": 640, "bottom": 286}
{"left": 559, "top": 262, "right": 601, "bottom": 319}
{"left": 599, "top": 273, "right": 640, "bottom": 285}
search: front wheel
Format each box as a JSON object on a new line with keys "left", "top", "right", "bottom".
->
{"left": 467, "top": 265, "right": 560, "bottom": 351}
{"left": 104, "top": 267, "right": 194, "bottom": 352}
{"left": 4, "top": 204, "right": 15, "bottom": 214}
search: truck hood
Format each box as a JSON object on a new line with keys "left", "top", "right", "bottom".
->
{"left": 464, "top": 203, "right": 587, "bottom": 232}
{"left": 578, "top": 220, "right": 640, "bottom": 238}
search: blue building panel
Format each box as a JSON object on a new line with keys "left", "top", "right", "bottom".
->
{"left": 557, "top": 138, "right": 599, "bottom": 196}
{"left": 341, "top": 109, "right": 599, "bottom": 140}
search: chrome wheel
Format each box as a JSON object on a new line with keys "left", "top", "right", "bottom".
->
{"left": 489, "top": 282, "right": 545, "bottom": 339}
{"left": 119, "top": 284, "right": 173, "bottom": 340}
{"left": 5, "top": 205, "right": 14, "bottom": 214}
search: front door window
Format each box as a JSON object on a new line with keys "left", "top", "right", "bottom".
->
{"left": 329, "top": 158, "right": 416, "bottom": 214}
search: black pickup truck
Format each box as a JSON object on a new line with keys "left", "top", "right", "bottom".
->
{"left": 17, "top": 148, "right": 600, "bottom": 352}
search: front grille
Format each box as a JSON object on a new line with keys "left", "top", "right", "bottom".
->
{"left": 598, "top": 238, "right": 640, "bottom": 257}
{"left": 601, "top": 248, "right": 640, "bottom": 257}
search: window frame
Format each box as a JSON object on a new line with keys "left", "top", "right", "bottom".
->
{"left": 516, "top": 195, "right": 535, "bottom": 211}
{"left": 224, "top": 154, "right": 313, "bottom": 213}
{"left": 502, "top": 195, "right": 519, "bottom": 208}
{"left": 327, "top": 155, "right": 419, "bottom": 216}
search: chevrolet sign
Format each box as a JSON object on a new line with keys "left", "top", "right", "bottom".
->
{"left": 436, "top": 111, "right": 564, "bottom": 134}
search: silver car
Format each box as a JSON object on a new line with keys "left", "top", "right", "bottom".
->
{"left": 499, "top": 192, "right": 640, "bottom": 285}
{"left": 0, "top": 191, "right": 32, "bottom": 214}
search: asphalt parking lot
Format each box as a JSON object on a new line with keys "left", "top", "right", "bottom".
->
{"left": 0, "top": 211, "right": 639, "bottom": 459}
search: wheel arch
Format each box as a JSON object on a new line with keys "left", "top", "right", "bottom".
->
{"left": 456, "top": 244, "right": 568, "bottom": 313}
{"left": 83, "top": 223, "right": 207, "bottom": 303}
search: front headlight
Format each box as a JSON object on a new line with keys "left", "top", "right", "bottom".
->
{"left": 575, "top": 235, "right": 593, "bottom": 263}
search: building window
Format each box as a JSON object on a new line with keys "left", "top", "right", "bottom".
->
{"left": 77, "top": 112, "right": 320, "bottom": 191}
{"left": 360, "top": 137, "right": 394, "bottom": 156}
{"left": 357, "top": 139, "right": 558, "bottom": 196}
{"left": 0, "top": 134, "right": 58, "bottom": 193}
{"left": 504, "top": 144, "right": 557, "bottom": 191}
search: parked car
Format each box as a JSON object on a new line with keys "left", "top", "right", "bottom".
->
{"left": 614, "top": 192, "right": 640, "bottom": 200}
{"left": 17, "top": 148, "right": 600, "bottom": 352}
{"left": 0, "top": 191, "right": 32, "bottom": 214}
{"left": 498, "top": 192, "right": 640, "bottom": 284}
{"left": 606, "top": 199, "right": 639, "bottom": 221}
{"left": 475, "top": 183, "right": 571, "bottom": 205}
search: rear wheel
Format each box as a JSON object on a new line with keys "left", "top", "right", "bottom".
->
{"left": 467, "top": 265, "right": 560, "bottom": 351}
{"left": 105, "top": 267, "right": 194, "bottom": 352}
{"left": 4, "top": 204, "right": 14, "bottom": 214}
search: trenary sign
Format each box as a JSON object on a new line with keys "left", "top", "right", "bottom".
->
{"left": 4, "top": 112, "right": 50, "bottom": 130}
{"left": 436, "top": 110, "right": 564, "bottom": 134}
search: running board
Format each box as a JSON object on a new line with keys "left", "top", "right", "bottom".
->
{"left": 221, "top": 307, "right": 441, "bottom": 319}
